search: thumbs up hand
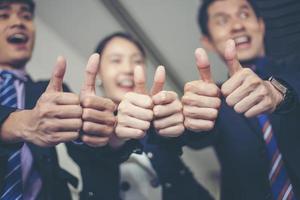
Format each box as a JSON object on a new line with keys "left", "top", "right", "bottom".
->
{"left": 80, "top": 54, "right": 116, "bottom": 147}
{"left": 115, "top": 65, "right": 154, "bottom": 140}
{"left": 221, "top": 39, "right": 283, "bottom": 117}
{"left": 182, "top": 48, "right": 221, "bottom": 132}
{"left": 151, "top": 66, "right": 184, "bottom": 137}
{"left": 22, "top": 57, "right": 83, "bottom": 147}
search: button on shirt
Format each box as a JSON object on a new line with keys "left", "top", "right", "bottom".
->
{"left": 0, "top": 69, "right": 42, "bottom": 200}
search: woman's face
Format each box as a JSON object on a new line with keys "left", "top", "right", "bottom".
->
{"left": 98, "top": 37, "right": 145, "bottom": 103}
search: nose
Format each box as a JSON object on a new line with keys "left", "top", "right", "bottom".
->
{"left": 231, "top": 18, "right": 245, "bottom": 33}
{"left": 121, "top": 61, "right": 134, "bottom": 74}
{"left": 9, "top": 14, "right": 25, "bottom": 28}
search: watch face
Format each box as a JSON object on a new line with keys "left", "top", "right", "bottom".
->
{"left": 269, "top": 77, "right": 288, "bottom": 96}
{"left": 269, "top": 76, "right": 296, "bottom": 113}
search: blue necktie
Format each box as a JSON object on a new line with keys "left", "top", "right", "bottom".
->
{"left": 258, "top": 114, "right": 296, "bottom": 200}
{"left": 0, "top": 70, "right": 23, "bottom": 200}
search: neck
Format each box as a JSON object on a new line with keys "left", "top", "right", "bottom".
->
{"left": 0, "top": 62, "right": 26, "bottom": 71}
{"left": 240, "top": 56, "right": 266, "bottom": 67}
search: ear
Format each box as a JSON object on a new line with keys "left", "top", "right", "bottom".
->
{"left": 258, "top": 18, "right": 266, "bottom": 36}
{"left": 201, "top": 36, "right": 216, "bottom": 52}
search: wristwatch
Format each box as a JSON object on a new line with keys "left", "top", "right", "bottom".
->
{"left": 268, "top": 76, "right": 297, "bottom": 113}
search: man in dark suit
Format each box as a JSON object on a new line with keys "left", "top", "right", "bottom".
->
{"left": 0, "top": 0, "right": 117, "bottom": 199}
{"left": 182, "top": 0, "right": 300, "bottom": 199}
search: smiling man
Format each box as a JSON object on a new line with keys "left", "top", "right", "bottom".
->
{"left": 182, "top": 0, "right": 300, "bottom": 199}
{"left": 0, "top": 0, "right": 118, "bottom": 199}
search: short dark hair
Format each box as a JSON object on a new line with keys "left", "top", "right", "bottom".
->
{"left": 197, "top": 0, "right": 261, "bottom": 37}
{"left": 94, "top": 32, "right": 146, "bottom": 58}
{"left": 0, "top": 0, "right": 35, "bottom": 13}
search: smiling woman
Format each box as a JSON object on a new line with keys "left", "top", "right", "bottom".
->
{"left": 67, "top": 32, "right": 214, "bottom": 200}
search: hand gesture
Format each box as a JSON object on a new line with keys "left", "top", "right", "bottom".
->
{"left": 80, "top": 54, "right": 116, "bottom": 147}
{"left": 151, "top": 66, "right": 184, "bottom": 137}
{"left": 221, "top": 39, "right": 283, "bottom": 117}
{"left": 115, "top": 66, "right": 153, "bottom": 140}
{"left": 24, "top": 57, "right": 82, "bottom": 147}
{"left": 182, "top": 48, "right": 221, "bottom": 132}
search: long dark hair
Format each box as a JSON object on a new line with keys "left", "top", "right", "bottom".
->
{"left": 94, "top": 32, "right": 146, "bottom": 58}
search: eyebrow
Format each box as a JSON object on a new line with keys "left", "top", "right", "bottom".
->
{"left": 210, "top": 4, "right": 251, "bottom": 19}
{"left": 20, "top": 5, "right": 32, "bottom": 13}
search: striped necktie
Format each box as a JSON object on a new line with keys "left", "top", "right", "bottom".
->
{"left": 0, "top": 70, "right": 23, "bottom": 200}
{"left": 258, "top": 114, "right": 296, "bottom": 200}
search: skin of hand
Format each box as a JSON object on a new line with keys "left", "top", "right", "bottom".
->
{"left": 1, "top": 57, "right": 83, "bottom": 147}
{"left": 115, "top": 65, "right": 154, "bottom": 140}
{"left": 115, "top": 65, "right": 184, "bottom": 140}
{"left": 151, "top": 66, "right": 184, "bottom": 137}
{"left": 80, "top": 54, "right": 116, "bottom": 147}
{"left": 221, "top": 39, "right": 283, "bottom": 117}
{"left": 182, "top": 48, "right": 221, "bottom": 132}
{"left": 182, "top": 39, "right": 284, "bottom": 133}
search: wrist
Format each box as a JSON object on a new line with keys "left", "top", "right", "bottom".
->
{"left": 108, "top": 133, "right": 127, "bottom": 149}
{"left": 1, "top": 110, "right": 27, "bottom": 143}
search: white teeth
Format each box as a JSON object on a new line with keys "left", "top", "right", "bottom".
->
{"left": 8, "top": 33, "right": 28, "bottom": 43}
{"left": 119, "top": 79, "right": 133, "bottom": 87}
{"left": 12, "top": 33, "right": 26, "bottom": 40}
{"left": 234, "top": 36, "right": 249, "bottom": 44}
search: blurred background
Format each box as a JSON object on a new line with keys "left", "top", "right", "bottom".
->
{"left": 27, "top": 0, "right": 229, "bottom": 199}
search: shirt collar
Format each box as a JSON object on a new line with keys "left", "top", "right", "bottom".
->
{"left": 0, "top": 69, "right": 28, "bottom": 82}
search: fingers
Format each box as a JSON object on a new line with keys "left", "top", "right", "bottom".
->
{"left": 182, "top": 92, "right": 221, "bottom": 108}
{"left": 134, "top": 65, "right": 147, "bottom": 94}
{"left": 152, "top": 90, "right": 177, "bottom": 105}
{"left": 81, "top": 135, "right": 109, "bottom": 148}
{"left": 184, "top": 118, "right": 215, "bottom": 132}
{"left": 80, "top": 95, "right": 116, "bottom": 144}
{"left": 81, "top": 95, "right": 116, "bottom": 112}
{"left": 156, "top": 124, "right": 185, "bottom": 137}
{"left": 224, "top": 75, "right": 260, "bottom": 106}
{"left": 115, "top": 126, "right": 146, "bottom": 140}
{"left": 153, "top": 112, "right": 183, "bottom": 130}
{"left": 118, "top": 100, "right": 153, "bottom": 121}
{"left": 182, "top": 80, "right": 220, "bottom": 132}
{"left": 43, "top": 118, "right": 82, "bottom": 132}
{"left": 224, "top": 39, "right": 242, "bottom": 76}
{"left": 123, "top": 92, "right": 153, "bottom": 109}
{"left": 46, "top": 56, "right": 67, "bottom": 92}
{"left": 195, "top": 48, "right": 213, "bottom": 83}
{"left": 82, "top": 108, "right": 115, "bottom": 126}
{"left": 42, "top": 92, "right": 80, "bottom": 105}
{"left": 184, "top": 80, "right": 220, "bottom": 97}
{"left": 150, "top": 65, "right": 166, "bottom": 96}
{"left": 81, "top": 53, "right": 100, "bottom": 95}
{"left": 183, "top": 106, "right": 218, "bottom": 120}
{"left": 153, "top": 97, "right": 182, "bottom": 118}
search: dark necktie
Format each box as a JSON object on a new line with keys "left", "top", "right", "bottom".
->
{"left": 0, "top": 70, "right": 23, "bottom": 200}
{"left": 258, "top": 114, "right": 296, "bottom": 200}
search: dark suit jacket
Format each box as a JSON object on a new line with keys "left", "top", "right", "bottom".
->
{"left": 0, "top": 77, "right": 75, "bottom": 200}
{"left": 256, "top": 0, "right": 300, "bottom": 60}
{"left": 185, "top": 58, "right": 300, "bottom": 200}
{"left": 67, "top": 129, "right": 214, "bottom": 200}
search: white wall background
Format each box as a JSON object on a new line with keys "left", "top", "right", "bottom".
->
{"left": 26, "top": 0, "right": 227, "bottom": 199}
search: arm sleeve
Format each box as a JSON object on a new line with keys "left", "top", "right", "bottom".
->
{"left": 0, "top": 106, "right": 24, "bottom": 157}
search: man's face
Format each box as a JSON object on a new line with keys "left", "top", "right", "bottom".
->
{"left": 203, "top": 0, "right": 265, "bottom": 62}
{"left": 99, "top": 37, "right": 145, "bottom": 104}
{"left": 0, "top": 2, "right": 35, "bottom": 69}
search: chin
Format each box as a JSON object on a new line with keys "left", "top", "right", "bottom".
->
{"left": 11, "top": 56, "right": 31, "bottom": 69}
{"left": 237, "top": 51, "right": 258, "bottom": 63}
